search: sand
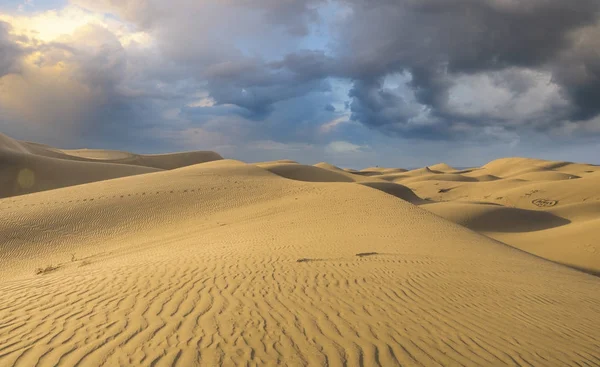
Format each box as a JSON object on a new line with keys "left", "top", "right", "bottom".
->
{"left": 1, "top": 135, "right": 599, "bottom": 366}
{"left": 0, "top": 133, "right": 223, "bottom": 199}
{"left": 386, "top": 159, "right": 600, "bottom": 274}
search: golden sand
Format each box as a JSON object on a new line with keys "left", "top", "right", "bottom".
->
{"left": 1, "top": 133, "right": 599, "bottom": 366}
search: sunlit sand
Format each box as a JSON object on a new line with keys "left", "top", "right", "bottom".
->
{"left": 1, "top": 133, "right": 599, "bottom": 366}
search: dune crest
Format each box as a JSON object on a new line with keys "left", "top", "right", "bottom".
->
{"left": 428, "top": 162, "right": 457, "bottom": 172}
{"left": 62, "top": 148, "right": 223, "bottom": 170}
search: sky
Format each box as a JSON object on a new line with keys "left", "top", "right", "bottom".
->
{"left": 0, "top": 0, "right": 599, "bottom": 168}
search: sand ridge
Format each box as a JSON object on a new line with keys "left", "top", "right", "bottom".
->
{"left": 1, "top": 138, "right": 599, "bottom": 366}
{"left": 0, "top": 133, "right": 223, "bottom": 198}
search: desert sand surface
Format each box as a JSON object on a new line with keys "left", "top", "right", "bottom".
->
{"left": 1, "top": 134, "right": 600, "bottom": 366}
{"left": 386, "top": 159, "right": 600, "bottom": 274}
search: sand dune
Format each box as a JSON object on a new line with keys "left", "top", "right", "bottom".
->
{"left": 400, "top": 173, "right": 480, "bottom": 184}
{"left": 512, "top": 171, "right": 580, "bottom": 181}
{"left": 1, "top": 139, "right": 599, "bottom": 366}
{"left": 0, "top": 134, "right": 223, "bottom": 198}
{"left": 313, "top": 162, "right": 346, "bottom": 172}
{"left": 361, "top": 157, "right": 600, "bottom": 274}
{"left": 427, "top": 163, "right": 457, "bottom": 172}
{"left": 357, "top": 167, "right": 409, "bottom": 177}
{"left": 62, "top": 149, "right": 223, "bottom": 170}
{"left": 257, "top": 161, "right": 358, "bottom": 182}
{"left": 402, "top": 167, "right": 441, "bottom": 177}
{"left": 0, "top": 134, "right": 160, "bottom": 198}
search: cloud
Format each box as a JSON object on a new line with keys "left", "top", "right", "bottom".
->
{"left": 0, "top": 13, "right": 171, "bottom": 148}
{"left": 42, "top": 1, "right": 600, "bottom": 141}
{"left": 0, "top": 21, "right": 23, "bottom": 77}
{"left": 68, "top": 1, "right": 336, "bottom": 120}
{"left": 336, "top": 0, "right": 600, "bottom": 138}
{"left": 326, "top": 140, "right": 369, "bottom": 154}
{"left": 445, "top": 68, "right": 571, "bottom": 126}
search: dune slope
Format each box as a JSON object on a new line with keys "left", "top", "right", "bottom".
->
{"left": 1, "top": 159, "right": 599, "bottom": 366}
{"left": 0, "top": 133, "right": 223, "bottom": 198}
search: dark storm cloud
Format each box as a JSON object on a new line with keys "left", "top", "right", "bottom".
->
{"left": 550, "top": 24, "right": 600, "bottom": 121}
{"left": 208, "top": 78, "right": 331, "bottom": 120}
{"left": 335, "top": 0, "right": 600, "bottom": 137}
{"left": 73, "top": 0, "right": 332, "bottom": 120}
{"left": 270, "top": 50, "right": 335, "bottom": 79}
{"left": 348, "top": 77, "right": 449, "bottom": 140}
{"left": 72, "top": 0, "right": 323, "bottom": 35}
{"left": 338, "top": 0, "right": 599, "bottom": 75}
{"left": 252, "top": 0, "right": 322, "bottom": 36}
{"left": 202, "top": 56, "right": 332, "bottom": 118}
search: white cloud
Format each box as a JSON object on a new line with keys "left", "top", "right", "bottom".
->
{"left": 187, "top": 97, "right": 216, "bottom": 108}
{"left": 0, "top": 5, "right": 152, "bottom": 47}
{"left": 325, "top": 140, "right": 369, "bottom": 154}
{"left": 447, "top": 68, "right": 570, "bottom": 124}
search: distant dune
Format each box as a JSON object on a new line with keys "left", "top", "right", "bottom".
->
{"left": 1, "top": 135, "right": 599, "bottom": 366}
{"left": 0, "top": 133, "right": 223, "bottom": 198}
{"left": 61, "top": 148, "right": 224, "bottom": 170}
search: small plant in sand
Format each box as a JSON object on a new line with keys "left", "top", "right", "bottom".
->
{"left": 356, "top": 252, "right": 378, "bottom": 257}
{"left": 35, "top": 265, "right": 60, "bottom": 275}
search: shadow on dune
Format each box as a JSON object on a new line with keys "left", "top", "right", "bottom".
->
{"left": 422, "top": 203, "right": 572, "bottom": 233}
{"left": 351, "top": 171, "right": 387, "bottom": 177}
{"left": 468, "top": 208, "right": 571, "bottom": 232}
{"left": 0, "top": 150, "right": 161, "bottom": 199}
{"left": 358, "top": 182, "right": 425, "bottom": 204}
{"left": 260, "top": 164, "right": 356, "bottom": 183}
{"left": 567, "top": 265, "right": 600, "bottom": 278}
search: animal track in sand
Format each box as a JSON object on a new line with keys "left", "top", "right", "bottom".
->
{"left": 296, "top": 253, "right": 391, "bottom": 263}
{"left": 582, "top": 244, "right": 598, "bottom": 255}
{"left": 0, "top": 187, "right": 207, "bottom": 209}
